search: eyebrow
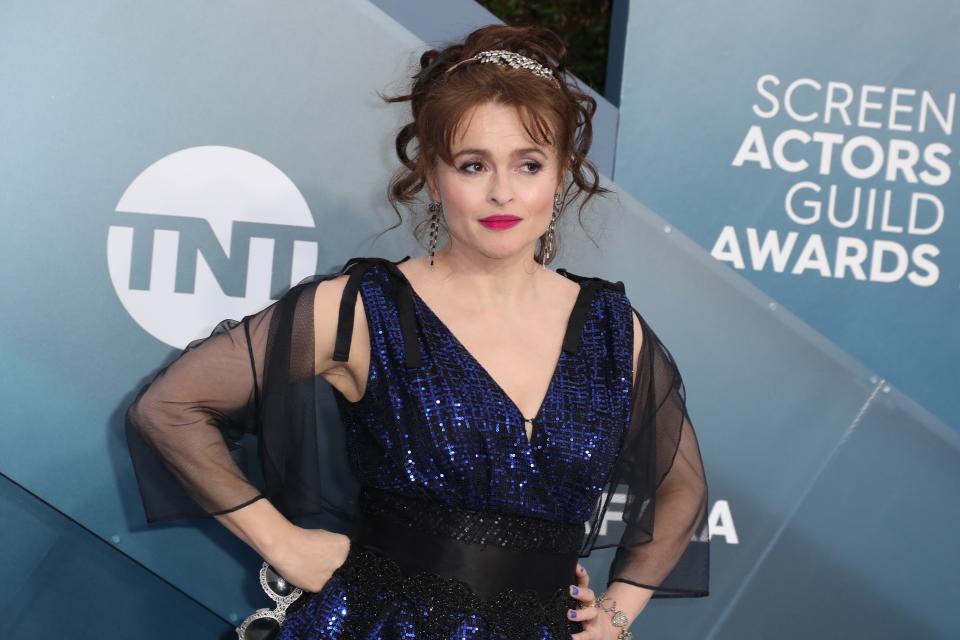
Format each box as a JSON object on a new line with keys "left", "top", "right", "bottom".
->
{"left": 452, "top": 147, "right": 547, "bottom": 159}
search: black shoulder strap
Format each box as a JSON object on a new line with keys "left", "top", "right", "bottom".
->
{"left": 555, "top": 267, "right": 626, "bottom": 294}
{"left": 331, "top": 261, "right": 374, "bottom": 362}
{"left": 331, "top": 256, "right": 423, "bottom": 369}
{"left": 556, "top": 268, "right": 627, "bottom": 354}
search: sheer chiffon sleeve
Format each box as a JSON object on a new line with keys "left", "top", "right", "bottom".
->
{"left": 124, "top": 270, "right": 361, "bottom": 526}
{"left": 580, "top": 307, "right": 710, "bottom": 597}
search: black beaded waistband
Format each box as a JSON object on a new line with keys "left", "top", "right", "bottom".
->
{"left": 349, "top": 485, "right": 585, "bottom": 608}
{"left": 353, "top": 485, "right": 585, "bottom": 554}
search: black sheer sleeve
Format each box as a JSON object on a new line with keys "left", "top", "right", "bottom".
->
{"left": 580, "top": 307, "right": 710, "bottom": 597}
{"left": 125, "top": 268, "right": 361, "bottom": 526}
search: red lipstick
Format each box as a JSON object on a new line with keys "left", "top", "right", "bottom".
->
{"left": 479, "top": 214, "right": 522, "bottom": 230}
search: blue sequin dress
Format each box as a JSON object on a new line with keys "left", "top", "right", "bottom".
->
{"left": 124, "top": 255, "right": 711, "bottom": 640}
{"left": 275, "top": 257, "right": 634, "bottom": 639}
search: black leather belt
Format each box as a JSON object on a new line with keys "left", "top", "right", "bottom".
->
{"left": 349, "top": 485, "right": 584, "bottom": 607}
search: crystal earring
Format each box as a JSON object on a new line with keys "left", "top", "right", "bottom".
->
{"left": 428, "top": 200, "right": 441, "bottom": 271}
{"left": 542, "top": 193, "right": 561, "bottom": 269}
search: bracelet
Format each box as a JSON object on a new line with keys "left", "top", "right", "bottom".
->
{"left": 593, "top": 592, "right": 633, "bottom": 640}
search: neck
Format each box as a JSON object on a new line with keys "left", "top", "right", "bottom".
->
{"left": 430, "top": 244, "right": 547, "bottom": 308}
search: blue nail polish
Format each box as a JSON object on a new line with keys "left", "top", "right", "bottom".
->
{"left": 569, "top": 609, "right": 577, "bottom": 618}
{"left": 570, "top": 585, "right": 579, "bottom": 595}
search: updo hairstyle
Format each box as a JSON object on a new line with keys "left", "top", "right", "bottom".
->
{"left": 377, "top": 24, "right": 611, "bottom": 265}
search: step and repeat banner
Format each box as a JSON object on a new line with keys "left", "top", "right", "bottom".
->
{"left": 0, "top": 0, "right": 957, "bottom": 639}
{"left": 612, "top": 0, "right": 958, "bottom": 636}
{"left": 615, "top": 0, "right": 960, "bottom": 435}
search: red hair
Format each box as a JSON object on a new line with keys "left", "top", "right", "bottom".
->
{"left": 377, "top": 24, "right": 611, "bottom": 265}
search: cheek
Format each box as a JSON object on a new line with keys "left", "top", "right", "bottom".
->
{"left": 445, "top": 184, "right": 483, "bottom": 209}
{"left": 440, "top": 176, "right": 485, "bottom": 211}
{"left": 527, "top": 183, "right": 557, "bottom": 216}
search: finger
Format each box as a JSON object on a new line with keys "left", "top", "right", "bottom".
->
{"left": 567, "top": 602, "right": 599, "bottom": 624}
{"left": 568, "top": 563, "right": 592, "bottom": 604}
{"left": 569, "top": 583, "right": 596, "bottom": 607}
{"left": 575, "top": 563, "right": 590, "bottom": 588}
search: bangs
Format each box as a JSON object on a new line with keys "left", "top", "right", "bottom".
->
{"left": 422, "top": 72, "right": 562, "bottom": 170}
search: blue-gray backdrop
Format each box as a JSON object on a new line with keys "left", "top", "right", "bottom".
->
{"left": 0, "top": 1, "right": 956, "bottom": 639}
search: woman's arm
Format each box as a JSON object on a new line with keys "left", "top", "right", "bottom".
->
{"left": 598, "top": 312, "right": 655, "bottom": 622}
{"left": 215, "top": 496, "right": 297, "bottom": 561}
{"left": 604, "top": 581, "right": 654, "bottom": 624}
{"left": 125, "top": 271, "right": 355, "bottom": 531}
{"left": 594, "top": 304, "right": 710, "bottom": 618}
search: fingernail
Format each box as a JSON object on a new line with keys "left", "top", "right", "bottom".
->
{"left": 568, "top": 608, "right": 577, "bottom": 618}
{"left": 570, "top": 585, "right": 579, "bottom": 595}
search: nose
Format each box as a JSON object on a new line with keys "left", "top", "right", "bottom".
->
{"left": 487, "top": 169, "right": 514, "bottom": 206}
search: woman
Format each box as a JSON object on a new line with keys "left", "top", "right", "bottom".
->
{"left": 125, "top": 24, "right": 709, "bottom": 640}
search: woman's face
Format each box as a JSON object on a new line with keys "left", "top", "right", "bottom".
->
{"left": 426, "top": 101, "right": 562, "bottom": 263}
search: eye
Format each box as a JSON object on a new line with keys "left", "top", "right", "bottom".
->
{"left": 458, "top": 161, "right": 484, "bottom": 174}
{"left": 522, "top": 161, "right": 543, "bottom": 174}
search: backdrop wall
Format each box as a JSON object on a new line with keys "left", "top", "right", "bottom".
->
{"left": 0, "top": 1, "right": 957, "bottom": 639}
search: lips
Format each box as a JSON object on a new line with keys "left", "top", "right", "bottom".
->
{"left": 479, "top": 214, "right": 522, "bottom": 230}
{"left": 480, "top": 213, "right": 523, "bottom": 231}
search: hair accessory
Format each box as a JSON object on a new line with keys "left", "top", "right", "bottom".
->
{"left": 446, "top": 49, "right": 559, "bottom": 87}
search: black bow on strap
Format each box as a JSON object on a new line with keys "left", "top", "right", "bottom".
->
{"left": 556, "top": 268, "right": 626, "bottom": 354}
{"left": 332, "top": 256, "right": 424, "bottom": 369}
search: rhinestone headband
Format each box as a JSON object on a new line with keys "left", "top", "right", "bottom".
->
{"left": 445, "top": 49, "right": 559, "bottom": 87}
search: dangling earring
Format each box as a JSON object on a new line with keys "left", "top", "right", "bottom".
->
{"left": 542, "top": 192, "right": 561, "bottom": 269}
{"left": 428, "top": 199, "right": 442, "bottom": 271}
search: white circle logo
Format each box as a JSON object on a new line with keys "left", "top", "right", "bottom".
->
{"left": 108, "top": 145, "right": 319, "bottom": 347}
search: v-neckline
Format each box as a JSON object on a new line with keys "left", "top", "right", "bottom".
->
{"left": 392, "top": 266, "right": 588, "bottom": 447}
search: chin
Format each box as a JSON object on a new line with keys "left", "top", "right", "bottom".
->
{"left": 474, "top": 242, "right": 534, "bottom": 261}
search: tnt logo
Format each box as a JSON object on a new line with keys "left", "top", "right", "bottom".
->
{"left": 107, "top": 146, "right": 319, "bottom": 348}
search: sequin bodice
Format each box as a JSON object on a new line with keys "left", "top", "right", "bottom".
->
{"left": 329, "top": 258, "right": 635, "bottom": 526}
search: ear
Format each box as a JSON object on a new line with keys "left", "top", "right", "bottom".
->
{"left": 424, "top": 167, "right": 441, "bottom": 202}
{"left": 556, "top": 155, "right": 569, "bottom": 186}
